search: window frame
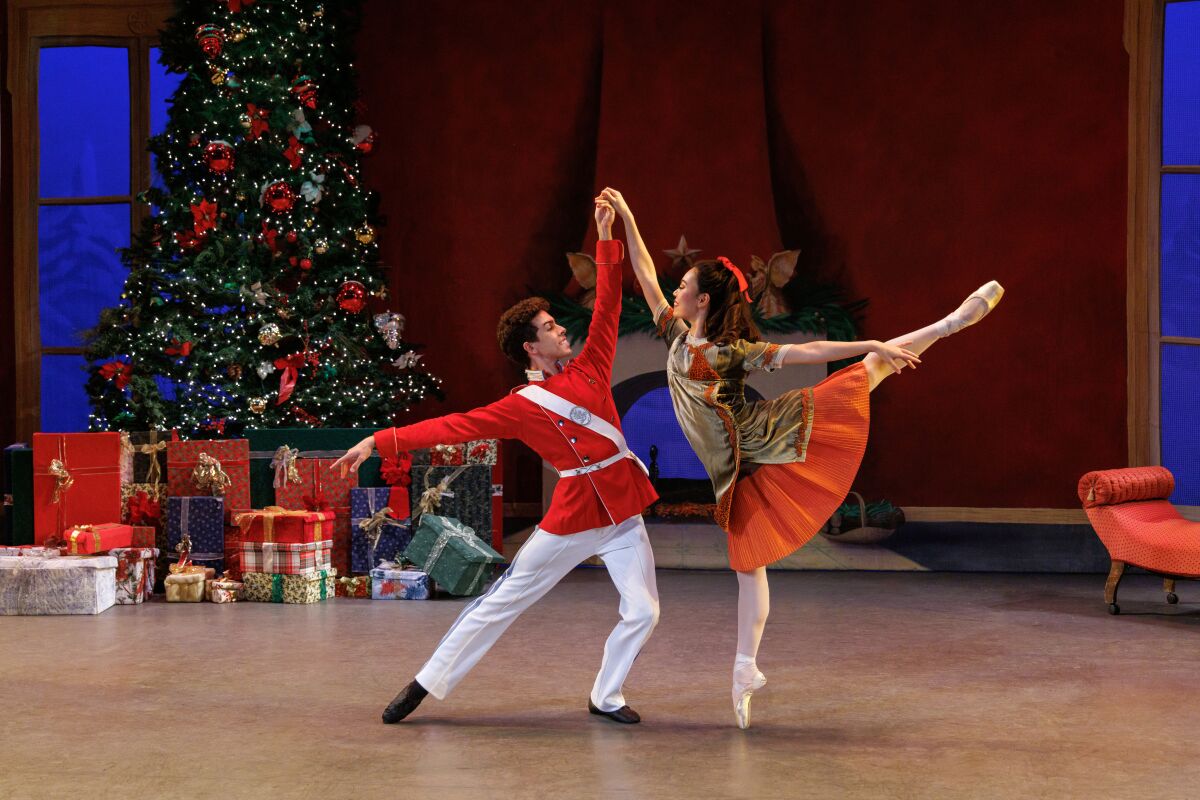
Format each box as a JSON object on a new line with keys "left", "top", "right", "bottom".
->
{"left": 6, "top": 0, "right": 173, "bottom": 439}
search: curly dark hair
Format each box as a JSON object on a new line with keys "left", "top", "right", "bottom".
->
{"left": 496, "top": 296, "right": 550, "bottom": 367}
{"left": 694, "top": 259, "right": 761, "bottom": 346}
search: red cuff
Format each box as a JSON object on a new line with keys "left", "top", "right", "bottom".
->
{"left": 373, "top": 428, "right": 399, "bottom": 461}
{"left": 595, "top": 239, "right": 625, "bottom": 265}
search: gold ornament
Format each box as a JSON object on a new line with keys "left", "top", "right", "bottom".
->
{"left": 355, "top": 224, "right": 376, "bottom": 244}
{"left": 303, "top": 217, "right": 315, "bottom": 228}
{"left": 210, "top": 69, "right": 225, "bottom": 85}
{"left": 258, "top": 322, "right": 282, "bottom": 346}
{"left": 314, "top": 238, "right": 329, "bottom": 254}
{"left": 249, "top": 397, "right": 268, "bottom": 414}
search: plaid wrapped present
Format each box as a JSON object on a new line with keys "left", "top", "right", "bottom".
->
{"left": 0, "top": 555, "right": 117, "bottom": 615}
{"left": 167, "top": 497, "right": 225, "bottom": 554}
{"left": 402, "top": 515, "right": 505, "bottom": 596}
{"left": 110, "top": 547, "right": 158, "bottom": 604}
{"left": 369, "top": 565, "right": 430, "bottom": 600}
{"left": 335, "top": 574, "right": 371, "bottom": 598}
{"left": 350, "top": 487, "right": 413, "bottom": 573}
{"left": 239, "top": 539, "right": 332, "bottom": 576}
{"left": 242, "top": 568, "right": 336, "bottom": 604}
{"left": 166, "top": 439, "right": 250, "bottom": 518}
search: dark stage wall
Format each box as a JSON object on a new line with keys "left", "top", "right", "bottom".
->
{"left": 355, "top": 0, "right": 1128, "bottom": 510}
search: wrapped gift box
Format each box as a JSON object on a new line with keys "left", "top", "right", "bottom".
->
{"left": 350, "top": 487, "right": 413, "bottom": 573}
{"left": 64, "top": 522, "right": 132, "bottom": 555}
{"left": 0, "top": 555, "right": 117, "bottom": 615}
{"left": 206, "top": 575, "right": 243, "bottom": 603}
{"left": 120, "top": 431, "right": 170, "bottom": 486}
{"left": 245, "top": 429, "right": 384, "bottom": 501}
{"left": 402, "top": 515, "right": 505, "bottom": 596}
{"left": 4, "top": 444, "right": 34, "bottom": 546}
{"left": 167, "top": 497, "right": 225, "bottom": 554}
{"left": 166, "top": 439, "right": 250, "bottom": 518}
{"left": 335, "top": 574, "right": 371, "bottom": 598}
{"left": 235, "top": 507, "right": 334, "bottom": 544}
{"left": 242, "top": 568, "right": 336, "bottom": 604}
{"left": 0, "top": 545, "right": 60, "bottom": 557}
{"left": 239, "top": 539, "right": 332, "bottom": 576}
{"left": 274, "top": 456, "right": 357, "bottom": 576}
{"left": 369, "top": 566, "right": 430, "bottom": 600}
{"left": 410, "top": 464, "right": 495, "bottom": 550}
{"left": 32, "top": 433, "right": 123, "bottom": 545}
{"left": 110, "top": 547, "right": 158, "bottom": 604}
{"left": 165, "top": 569, "right": 205, "bottom": 602}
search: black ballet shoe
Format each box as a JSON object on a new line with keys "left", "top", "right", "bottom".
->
{"left": 382, "top": 679, "right": 429, "bottom": 724}
{"left": 588, "top": 700, "right": 641, "bottom": 724}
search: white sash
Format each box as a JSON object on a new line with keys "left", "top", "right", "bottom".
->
{"left": 517, "top": 385, "right": 648, "bottom": 478}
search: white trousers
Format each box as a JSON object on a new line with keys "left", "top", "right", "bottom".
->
{"left": 415, "top": 514, "right": 660, "bottom": 712}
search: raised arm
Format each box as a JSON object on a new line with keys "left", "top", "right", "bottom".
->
{"left": 600, "top": 188, "right": 669, "bottom": 314}
{"left": 571, "top": 200, "right": 624, "bottom": 380}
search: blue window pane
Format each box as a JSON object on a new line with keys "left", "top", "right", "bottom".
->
{"left": 1160, "top": 174, "right": 1200, "bottom": 338}
{"left": 41, "top": 355, "right": 92, "bottom": 433}
{"left": 623, "top": 386, "right": 707, "bottom": 480}
{"left": 1164, "top": 1, "right": 1200, "bottom": 165}
{"left": 38, "top": 204, "right": 130, "bottom": 347}
{"left": 1161, "top": 344, "right": 1200, "bottom": 505}
{"left": 38, "top": 47, "right": 130, "bottom": 198}
{"left": 149, "top": 47, "right": 183, "bottom": 192}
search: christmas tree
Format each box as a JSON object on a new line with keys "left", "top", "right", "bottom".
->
{"left": 85, "top": 0, "right": 442, "bottom": 433}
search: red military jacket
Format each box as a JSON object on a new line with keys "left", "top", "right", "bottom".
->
{"left": 374, "top": 239, "right": 658, "bottom": 535}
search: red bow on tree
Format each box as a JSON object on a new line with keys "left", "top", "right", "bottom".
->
{"left": 191, "top": 199, "right": 218, "bottom": 236}
{"left": 165, "top": 339, "right": 192, "bottom": 357}
{"left": 283, "top": 135, "right": 304, "bottom": 170}
{"left": 127, "top": 490, "right": 162, "bottom": 526}
{"left": 99, "top": 361, "right": 132, "bottom": 389}
{"left": 175, "top": 229, "right": 207, "bottom": 252}
{"left": 245, "top": 103, "right": 270, "bottom": 140}
{"left": 273, "top": 351, "right": 317, "bottom": 405}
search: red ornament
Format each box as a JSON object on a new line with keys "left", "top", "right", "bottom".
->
{"left": 290, "top": 75, "right": 318, "bottom": 109}
{"left": 261, "top": 181, "right": 295, "bottom": 213}
{"left": 285, "top": 231, "right": 298, "bottom": 244}
{"left": 352, "top": 125, "right": 376, "bottom": 154}
{"left": 204, "top": 140, "right": 235, "bottom": 173}
{"left": 336, "top": 281, "right": 367, "bottom": 313}
{"left": 299, "top": 257, "right": 313, "bottom": 271}
{"left": 195, "top": 24, "right": 224, "bottom": 58}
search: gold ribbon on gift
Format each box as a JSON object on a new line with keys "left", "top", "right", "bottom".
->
{"left": 191, "top": 453, "right": 232, "bottom": 496}
{"left": 417, "top": 465, "right": 469, "bottom": 516}
{"left": 122, "top": 433, "right": 168, "bottom": 485}
{"left": 235, "top": 506, "right": 323, "bottom": 543}
{"left": 357, "top": 506, "right": 394, "bottom": 550}
{"left": 49, "top": 458, "right": 74, "bottom": 504}
{"left": 270, "top": 446, "right": 301, "bottom": 489}
{"left": 67, "top": 524, "right": 102, "bottom": 554}
{"left": 338, "top": 575, "right": 368, "bottom": 592}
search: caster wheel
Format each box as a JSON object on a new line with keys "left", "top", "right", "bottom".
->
{"left": 1108, "top": 603, "right": 1120, "bottom": 615}
{"left": 1167, "top": 592, "right": 1179, "bottom": 605}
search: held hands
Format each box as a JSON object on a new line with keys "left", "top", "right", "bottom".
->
{"left": 330, "top": 435, "right": 375, "bottom": 478}
{"left": 594, "top": 198, "right": 615, "bottom": 239}
{"left": 596, "top": 187, "right": 632, "bottom": 222}
{"left": 872, "top": 340, "right": 921, "bottom": 374}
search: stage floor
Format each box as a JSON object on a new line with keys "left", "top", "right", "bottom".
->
{"left": 3, "top": 569, "right": 1199, "bottom": 799}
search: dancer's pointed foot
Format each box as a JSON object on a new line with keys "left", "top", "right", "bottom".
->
{"left": 382, "top": 679, "right": 428, "bottom": 724}
{"left": 936, "top": 280, "right": 1005, "bottom": 337}
{"left": 732, "top": 667, "right": 767, "bottom": 730}
{"left": 588, "top": 700, "right": 641, "bottom": 724}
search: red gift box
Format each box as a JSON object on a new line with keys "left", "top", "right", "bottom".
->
{"left": 130, "top": 526, "right": 157, "bottom": 548}
{"left": 166, "top": 439, "right": 250, "bottom": 518}
{"left": 64, "top": 522, "right": 133, "bottom": 554}
{"left": 33, "top": 433, "right": 123, "bottom": 545}
{"left": 274, "top": 457, "right": 356, "bottom": 576}
{"left": 336, "top": 575, "right": 371, "bottom": 598}
{"left": 235, "top": 507, "right": 335, "bottom": 544}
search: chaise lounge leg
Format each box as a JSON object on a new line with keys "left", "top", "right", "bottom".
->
{"left": 1105, "top": 560, "right": 1125, "bottom": 615}
{"left": 1164, "top": 577, "right": 1179, "bottom": 605}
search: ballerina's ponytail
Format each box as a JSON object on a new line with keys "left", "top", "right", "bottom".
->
{"left": 694, "top": 257, "right": 761, "bottom": 346}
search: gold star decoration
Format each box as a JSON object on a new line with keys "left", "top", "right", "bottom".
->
{"left": 663, "top": 235, "right": 702, "bottom": 261}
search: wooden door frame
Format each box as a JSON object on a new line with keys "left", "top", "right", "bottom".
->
{"left": 5, "top": 0, "right": 172, "bottom": 441}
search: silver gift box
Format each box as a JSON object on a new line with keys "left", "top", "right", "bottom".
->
{"left": 0, "top": 556, "right": 117, "bottom": 615}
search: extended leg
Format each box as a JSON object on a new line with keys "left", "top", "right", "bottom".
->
{"left": 733, "top": 567, "right": 770, "bottom": 729}
{"left": 864, "top": 280, "right": 1004, "bottom": 391}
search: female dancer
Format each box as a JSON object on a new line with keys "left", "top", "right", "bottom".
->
{"left": 598, "top": 187, "right": 1003, "bottom": 729}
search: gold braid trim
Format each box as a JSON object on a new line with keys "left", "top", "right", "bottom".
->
{"left": 703, "top": 382, "right": 741, "bottom": 532}
{"left": 793, "top": 387, "right": 816, "bottom": 462}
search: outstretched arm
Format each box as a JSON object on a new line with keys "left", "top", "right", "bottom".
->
{"left": 599, "top": 188, "right": 669, "bottom": 313}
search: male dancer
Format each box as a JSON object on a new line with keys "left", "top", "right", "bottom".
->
{"left": 333, "top": 199, "right": 660, "bottom": 724}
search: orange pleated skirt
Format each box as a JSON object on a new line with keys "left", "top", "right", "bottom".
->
{"left": 726, "top": 361, "right": 871, "bottom": 571}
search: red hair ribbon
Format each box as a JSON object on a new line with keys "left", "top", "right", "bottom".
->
{"left": 717, "top": 257, "right": 753, "bottom": 304}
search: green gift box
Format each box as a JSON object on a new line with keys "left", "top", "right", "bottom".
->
{"left": 402, "top": 514, "right": 505, "bottom": 596}
{"left": 245, "top": 428, "right": 385, "bottom": 507}
{"left": 3, "top": 445, "right": 34, "bottom": 546}
{"left": 242, "top": 567, "right": 336, "bottom": 603}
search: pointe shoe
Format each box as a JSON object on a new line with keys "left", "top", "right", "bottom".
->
{"left": 937, "top": 280, "right": 1005, "bottom": 337}
{"left": 732, "top": 669, "right": 767, "bottom": 730}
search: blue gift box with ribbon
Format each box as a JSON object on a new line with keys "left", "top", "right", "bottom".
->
{"left": 349, "top": 487, "right": 413, "bottom": 574}
{"left": 166, "top": 496, "right": 225, "bottom": 554}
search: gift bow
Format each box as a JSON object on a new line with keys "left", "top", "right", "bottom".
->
{"left": 48, "top": 458, "right": 74, "bottom": 504}
{"left": 417, "top": 465, "right": 469, "bottom": 515}
{"left": 271, "top": 446, "right": 301, "bottom": 489}
{"left": 303, "top": 491, "right": 329, "bottom": 512}
{"left": 67, "top": 524, "right": 102, "bottom": 554}
{"left": 338, "top": 575, "right": 369, "bottom": 593}
{"left": 127, "top": 490, "right": 162, "bottom": 525}
{"left": 357, "top": 506, "right": 395, "bottom": 549}
{"left": 191, "top": 453, "right": 232, "bottom": 496}
{"left": 273, "top": 352, "right": 312, "bottom": 405}
{"left": 381, "top": 454, "right": 412, "bottom": 487}
{"left": 122, "top": 434, "right": 167, "bottom": 484}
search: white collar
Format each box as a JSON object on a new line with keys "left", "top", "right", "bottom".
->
{"left": 685, "top": 333, "right": 709, "bottom": 345}
{"left": 525, "top": 360, "right": 565, "bottom": 382}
